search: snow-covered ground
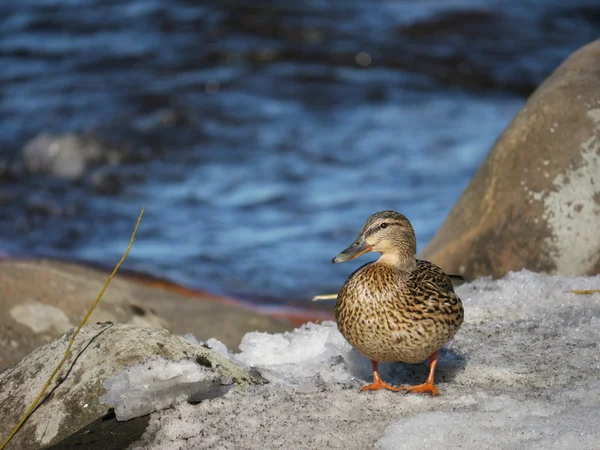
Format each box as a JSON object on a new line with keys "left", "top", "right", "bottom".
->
{"left": 104, "top": 271, "right": 600, "bottom": 449}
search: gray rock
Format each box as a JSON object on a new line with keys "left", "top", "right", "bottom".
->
{"left": 0, "top": 259, "right": 293, "bottom": 371}
{"left": 21, "top": 133, "right": 122, "bottom": 180}
{"left": 420, "top": 39, "right": 600, "bottom": 280}
{"left": 0, "top": 324, "right": 264, "bottom": 450}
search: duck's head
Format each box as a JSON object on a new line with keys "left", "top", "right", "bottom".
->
{"left": 332, "top": 211, "right": 417, "bottom": 266}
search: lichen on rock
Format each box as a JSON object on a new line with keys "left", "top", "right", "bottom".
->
{"left": 420, "top": 39, "right": 600, "bottom": 280}
{"left": 0, "top": 324, "right": 264, "bottom": 450}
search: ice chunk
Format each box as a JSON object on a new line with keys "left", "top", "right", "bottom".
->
{"left": 233, "top": 321, "right": 373, "bottom": 384}
{"left": 99, "top": 357, "right": 221, "bottom": 421}
{"left": 184, "top": 335, "right": 230, "bottom": 360}
{"left": 203, "top": 338, "right": 230, "bottom": 360}
{"left": 183, "top": 333, "right": 199, "bottom": 344}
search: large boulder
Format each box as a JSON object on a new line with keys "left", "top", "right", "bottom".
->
{"left": 0, "top": 324, "right": 264, "bottom": 450}
{"left": 0, "top": 259, "right": 292, "bottom": 371}
{"left": 420, "top": 39, "right": 600, "bottom": 280}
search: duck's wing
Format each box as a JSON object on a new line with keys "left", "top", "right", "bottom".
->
{"left": 414, "top": 259, "right": 457, "bottom": 293}
{"left": 399, "top": 261, "right": 463, "bottom": 325}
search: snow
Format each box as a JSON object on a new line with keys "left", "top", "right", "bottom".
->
{"left": 204, "top": 337, "right": 231, "bottom": 360}
{"left": 233, "top": 321, "right": 374, "bottom": 385}
{"left": 184, "top": 334, "right": 231, "bottom": 360}
{"left": 99, "top": 357, "right": 221, "bottom": 421}
{"left": 113, "top": 270, "right": 600, "bottom": 449}
{"left": 376, "top": 387, "right": 600, "bottom": 449}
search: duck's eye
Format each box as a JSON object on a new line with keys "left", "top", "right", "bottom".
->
{"left": 380, "top": 223, "right": 389, "bottom": 230}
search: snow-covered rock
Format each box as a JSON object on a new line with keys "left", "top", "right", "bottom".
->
{"left": 1, "top": 271, "right": 599, "bottom": 449}
{"left": 131, "top": 271, "right": 600, "bottom": 450}
{"left": 0, "top": 324, "right": 265, "bottom": 450}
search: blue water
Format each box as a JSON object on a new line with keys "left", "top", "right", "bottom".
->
{"left": 0, "top": 0, "right": 598, "bottom": 303}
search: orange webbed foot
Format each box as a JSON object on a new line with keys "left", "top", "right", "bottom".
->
{"left": 361, "top": 379, "right": 400, "bottom": 392}
{"left": 362, "top": 361, "right": 401, "bottom": 392}
{"left": 399, "top": 382, "right": 439, "bottom": 396}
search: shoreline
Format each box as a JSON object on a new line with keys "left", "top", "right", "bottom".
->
{"left": 0, "top": 252, "right": 334, "bottom": 326}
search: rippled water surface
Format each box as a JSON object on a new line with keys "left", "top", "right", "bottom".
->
{"left": 0, "top": 0, "right": 598, "bottom": 303}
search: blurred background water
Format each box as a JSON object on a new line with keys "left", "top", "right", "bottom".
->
{"left": 0, "top": 0, "right": 598, "bottom": 306}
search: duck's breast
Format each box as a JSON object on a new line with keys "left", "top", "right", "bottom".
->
{"left": 335, "top": 263, "right": 463, "bottom": 363}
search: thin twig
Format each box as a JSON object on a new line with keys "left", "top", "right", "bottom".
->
{"left": 312, "top": 293, "right": 338, "bottom": 301}
{"left": 0, "top": 206, "right": 145, "bottom": 450}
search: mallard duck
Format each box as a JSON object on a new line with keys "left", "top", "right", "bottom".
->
{"left": 333, "top": 211, "right": 464, "bottom": 395}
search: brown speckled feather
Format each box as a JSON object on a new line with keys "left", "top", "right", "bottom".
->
{"left": 335, "top": 259, "right": 464, "bottom": 364}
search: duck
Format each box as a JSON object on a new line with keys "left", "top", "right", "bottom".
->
{"left": 333, "top": 210, "right": 464, "bottom": 395}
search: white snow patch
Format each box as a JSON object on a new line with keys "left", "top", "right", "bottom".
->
{"left": 458, "top": 269, "right": 600, "bottom": 321}
{"left": 183, "top": 333, "right": 199, "bottom": 344}
{"left": 233, "top": 321, "right": 373, "bottom": 384}
{"left": 232, "top": 319, "right": 412, "bottom": 389}
{"left": 99, "top": 357, "right": 221, "bottom": 421}
{"left": 185, "top": 334, "right": 230, "bottom": 359}
{"left": 204, "top": 338, "right": 231, "bottom": 360}
{"left": 376, "top": 384, "right": 600, "bottom": 450}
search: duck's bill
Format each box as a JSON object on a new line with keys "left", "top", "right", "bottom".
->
{"left": 332, "top": 239, "right": 372, "bottom": 263}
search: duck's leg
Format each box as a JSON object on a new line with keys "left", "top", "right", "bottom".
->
{"left": 361, "top": 360, "right": 400, "bottom": 392}
{"left": 400, "top": 350, "right": 440, "bottom": 396}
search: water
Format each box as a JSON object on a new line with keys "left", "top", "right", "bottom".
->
{"left": 0, "top": 0, "right": 598, "bottom": 304}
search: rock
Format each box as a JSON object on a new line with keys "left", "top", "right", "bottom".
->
{"left": 21, "top": 133, "right": 123, "bottom": 180}
{"left": 0, "top": 259, "right": 292, "bottom": 371}
{"left": 420, "top": 39, "right": 600, "bottom": 280}
{"left": 0, "top": 324, "right": 264, "bottom": 450}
